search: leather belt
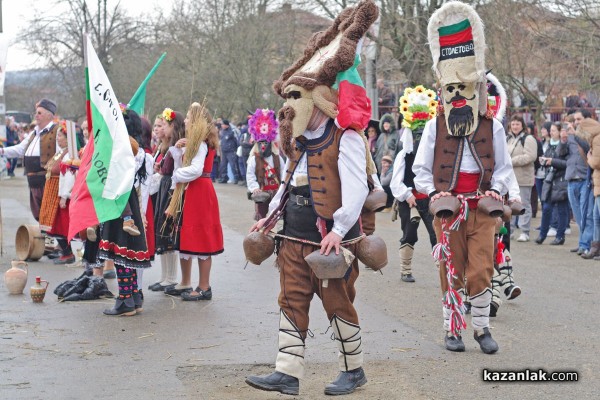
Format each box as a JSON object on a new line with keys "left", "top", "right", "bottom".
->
{"left": 289, "top": 193, "right": 312, "bottom": 206}
{"left": 27, "top": 171, "right": 46, "bottom": 176}
{"left": 200, "top": 172, "right": 211, "bottom": 178}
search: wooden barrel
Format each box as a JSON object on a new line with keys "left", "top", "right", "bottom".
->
{"left": 15, "top": 225, "right": 45, "bottom": 261}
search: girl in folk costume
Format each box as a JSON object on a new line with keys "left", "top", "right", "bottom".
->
{"left": 39, "top": 122, "right": 76, "bottom": 265}
{"left": 246, "top": 108, "right": 284, "bottom": 220}
{"left": 140, "top": 117, "right": 157, "bottom": 262}
{"left": 164, "top": 102, "right": 224, "bottom": 300}
{"left": 390, "top": 85, "right": 438, "bottom": 283}
{"left": 99, "top": 108, "right": 152, "bottom": 316}
{"left": 148, "top": 109, "right": 184, "bottom": 292}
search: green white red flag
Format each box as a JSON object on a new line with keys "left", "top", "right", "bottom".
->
{"left": 68, "top": 35, "right": 135, "bottom": 240}
{"left": 333, "top": 40, "right": 371, "bottom": 132}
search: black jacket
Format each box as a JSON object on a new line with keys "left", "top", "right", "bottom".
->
{"left": 220, "top": 127, "right": 238, "bottom": 153}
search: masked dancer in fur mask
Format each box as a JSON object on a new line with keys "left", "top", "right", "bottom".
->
{"left": 246, "top": 108, "right": 285, "bottom": 220}
{"left": 390, "top": 85, "right": 439, "bottom": 283}
{"left": 412, "top": 1, "right": 513, "bottom": 354}
{"left": 245, "top": 0, "right": 379, "bottom": 396}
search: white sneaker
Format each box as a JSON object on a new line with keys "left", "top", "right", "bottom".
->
{"left": 517, "top": 233, "right": 530, "bottom": 242}
{"left": 547, "top": 228, "right": 557, "bottom": 237}
{"left": 565, "top": 228, "right": 572, "bottom": 235}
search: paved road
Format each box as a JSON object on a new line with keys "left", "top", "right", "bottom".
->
{"left": 1, "top": 170, "right": 598, "bottom": 399}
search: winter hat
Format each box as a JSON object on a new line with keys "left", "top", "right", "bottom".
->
{"left": 37, "top": 98, "right": 57, "bottom": 115}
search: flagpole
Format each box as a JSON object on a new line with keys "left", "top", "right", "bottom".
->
{"left": 83, "top": 33, "right": 92, "bottom": 134}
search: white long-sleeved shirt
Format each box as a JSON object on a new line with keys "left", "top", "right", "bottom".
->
{"left": 58, "top": 153, "right": 76, "bottom": 199}
{"left": 412, "top": 118, "right": 513, "bottom": 196}
{"left": 267, "top": 121, "right": 368, "bottom": 238}
{"left": 390, "top": 128, "right": 416, "bottom": 202}
{"left": 171, "top": 142, "right": 208, "bottom": 185}
{"left": 137, "top": 152, "right": 155, "bottom": 214}
{"left": 246, "top": 153, "right": 285, "bottom": 192}
{"left": 3, "top": 122, "right": 57, "bottom": 158}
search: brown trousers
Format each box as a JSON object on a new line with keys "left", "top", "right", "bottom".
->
{"left": 360, "top": 208, "right": 376, "bottom": 236}
{"left": 434, "top": 208, "right": 495, "bottom": 296}
{"left": 277, "top": 239, "right": 360, "bottom": 339}
{"left": 30, "top": 187, "right": 45, "bottom": 222}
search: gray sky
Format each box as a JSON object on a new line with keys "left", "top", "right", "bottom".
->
{"left": 3, "top": 0, "right": 167, "bottom": 71}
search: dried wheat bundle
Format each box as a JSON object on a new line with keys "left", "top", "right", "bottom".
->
{"left": 165, "top": 100, "right": 213, "bottom": 220}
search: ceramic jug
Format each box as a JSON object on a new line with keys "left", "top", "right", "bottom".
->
{"left": 4, "top": 261, "right": 28, "bottom": 295}
{"left": 30, "top": 276, "right": 49, "bottom": 303}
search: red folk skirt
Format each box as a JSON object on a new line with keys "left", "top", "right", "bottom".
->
{"left": 179, "top": 150, "right": 224, "bottom": 257}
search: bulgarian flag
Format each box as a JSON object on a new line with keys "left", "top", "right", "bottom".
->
{"left": 334, "top": 39, "right": 371, "bottom": 131}
{"left": 68, "top": 35, "right": 135, "bottom": 240}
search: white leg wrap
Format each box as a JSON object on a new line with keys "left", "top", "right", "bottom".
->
{"left": 165, "top": 252, "right": 179, "bottom": 284}
{"left": 498, "top": 249, "right": 515, "bottom": 296}
{"left": 330, "top": 315, "right": 363, "bottom": 372}
{"left": 275, "top": 310, "right": 305, "bottom": 379}
{"left": 398, "top": 244, "right": 414, "bottom": 275}
{"left": 135, "top": 268, "right": 144, "bottom": 289}
{"left": 443, "top": 306, "right": 451, "bottom": 332}
{"left": 491, "top": 268, "right": 502, "bottom": 306}
{"left": 159, "top": 254, "right": 168, "bottom": 283}
{"left": 470, "top": 288, "right": 492, "bottom": 331}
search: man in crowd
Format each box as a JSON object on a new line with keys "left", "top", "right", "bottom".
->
{"left": 217, "top": 119, "right": 243, "bottom": 184}
{"left": 564, "top": 109, "right": 594, "bottom": 256}
{"left": 1, "top": 99, "right": 59, "bottom": 220}
{"left": 4, "top": 117, "right": 20, "bottom": 177}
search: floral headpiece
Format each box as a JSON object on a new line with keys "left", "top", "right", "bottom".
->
{"left": 248, "top": 109, "right": 278, "bottom": 143}
{"left": 119, "top": 103, "right": 128, "bottom": 115}
{"left": 399, "top": 85, "right": 437, "bottom": 130}
{"left": 58, "top": 119, "right": 68, "bottom": 133}
{"left": 162, "top": 108, "right": 176, "bottom": 122}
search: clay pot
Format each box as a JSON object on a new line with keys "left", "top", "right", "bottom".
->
{"left": 15, "top": 224, "right": 45, "bottom": 261}
{"left": 243, "top": 232, "right": 275, "bottom": 265}
{"left": 478, "top": 196, "right": 504, "bottom": 218}
{"left": 355, "top": 236, "right": 388, "bottom": 271}
{"left": 304, "top": 249, "right": 355, "bottom": 279}
{"left": 429, "top": 196, "right": 461, "bottom": 219}
{"left": 30, "top": 276, "right": 49, "bottom": 303}
{"left": 510, "top": 201, "right": 526, "bottom": 216}
{"left": 4, "top": 261, "right": 28, "bottom": 295}
{"left": 363, "top": 191, "right": 387, "bottom": 212}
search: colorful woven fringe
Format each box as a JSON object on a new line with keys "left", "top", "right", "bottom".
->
{"left": 431, "top": 195, "right": 471, "bottom": 336}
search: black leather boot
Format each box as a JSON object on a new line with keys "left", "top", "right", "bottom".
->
{"left": 324, "top": 367, "right": 367, "bottom": 395}
{"left": 489, "top": 301, "right": 499, "bottom": 317}
{"left": 444, "top": 334, "right": 465, "bottom": 352}
{"left": 474, "top": 327, "right": 499, "bottom": 354}
{"left": 103, "top": 298, "right": 136, "bottom": 316}
{"left": 245, "top": 371, "right": 299, "bottom": 395}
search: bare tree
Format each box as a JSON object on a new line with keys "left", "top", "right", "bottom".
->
{"left": 153, "top": 0, "right": 326, "bottom": 120}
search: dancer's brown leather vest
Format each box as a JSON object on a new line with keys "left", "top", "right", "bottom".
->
{"left": 24, "top": 124, "right": 59, "bottom": 188}
{"left": 283, "top": 119, "right": 345, "bottom": 221}
{"left": 432, "top": 115, "right": 495, "bottom": 193}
